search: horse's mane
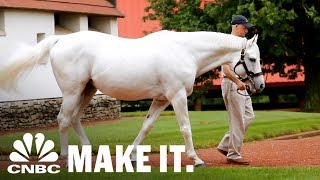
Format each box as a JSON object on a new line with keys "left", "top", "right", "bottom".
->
{"left": 143, "top": 30, "right": 246, "bottom": 51}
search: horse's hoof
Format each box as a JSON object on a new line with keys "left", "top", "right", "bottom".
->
{"left": 195, "top": 163, "right": 206, "bottom": 168}
{"left": 131, "top": 161, "right": 137, "bottom": 167}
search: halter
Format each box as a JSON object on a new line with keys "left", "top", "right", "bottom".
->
{"left": 234, "top": 49, "right": 263, "bottom": 96}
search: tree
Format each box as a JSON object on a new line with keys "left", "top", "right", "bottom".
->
{"left": 144, "top": 0, "right": 320, "bottom": 112}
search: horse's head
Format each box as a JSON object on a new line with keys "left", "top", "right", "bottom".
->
{"left": 233, "top": 34, "right": 265, "bottom": 94}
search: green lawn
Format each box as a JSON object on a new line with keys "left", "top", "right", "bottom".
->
{"left": 1, "top": 167, "right": 320, "bottom": 180}
{"left": 1, "top": 110, "right": 320, "bottom": 179}
{"left": 0, "top": 110, "right": 319, "bottom": 154}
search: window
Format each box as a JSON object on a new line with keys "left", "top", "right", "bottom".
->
{"left": 37, "top": 33, "right": 45, "bottom": 43}
{"left": 89, "top": 16, "right": 116, "bottom": 34}
{"left": 54, "top": 13, "right": 73, "bottom": 35}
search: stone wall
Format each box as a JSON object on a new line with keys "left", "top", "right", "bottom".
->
{"left": 0, "top": 95, "right": 120, "bottom": 131}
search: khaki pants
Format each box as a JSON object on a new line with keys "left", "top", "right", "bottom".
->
{"left": 218, "top": 78, "right": 255, "bottom": 160}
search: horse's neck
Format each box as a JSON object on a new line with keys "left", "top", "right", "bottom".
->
{"left": 146, "top": 31, "right": 246, "bottom": 77}
{"left": 185, "top": 32, "right": 247, "bottom": 77}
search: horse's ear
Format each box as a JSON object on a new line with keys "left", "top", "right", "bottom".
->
{"left": 253, "top": 34, "right": 258, "bottom": 44}
{"left": 247, "top": 34, "right": 258, "bottom": 47}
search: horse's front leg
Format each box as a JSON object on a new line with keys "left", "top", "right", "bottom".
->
{"left": 170, "top": 89, "right": 205, "bottom": 167}
{"left": 130, "top": 98, "right": 170, "bottom": 165}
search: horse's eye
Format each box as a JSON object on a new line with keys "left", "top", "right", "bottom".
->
{"left": 249, "top": 58, "right": 256, "bottom": 62}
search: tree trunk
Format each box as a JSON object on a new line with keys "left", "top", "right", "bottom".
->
{"left": 304, "top": 58, "right": 320, "bottom": 112}
{"left": 194, "top": 98, "right": 202, "bottom": 111}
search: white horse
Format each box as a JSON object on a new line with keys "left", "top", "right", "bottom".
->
{"left": 0, "top": 30, "right": 264, "bottom": 167}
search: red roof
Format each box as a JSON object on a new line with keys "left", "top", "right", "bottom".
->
{"left": 0, "top": 0, "right": 124, "bottom": 17}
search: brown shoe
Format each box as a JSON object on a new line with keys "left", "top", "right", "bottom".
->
{"left": 226, "top": 158, "right": 250, "bottom": 165}
{"left": 217, "top": 148, "right": 228, "bottom": 156}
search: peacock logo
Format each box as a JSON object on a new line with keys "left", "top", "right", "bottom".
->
{"left": 7, "top": 133, "right": 60, "bottom": 174}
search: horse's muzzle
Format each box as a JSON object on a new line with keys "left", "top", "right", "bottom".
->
{"left": 255, "top": 84, "right": 265, "bottom": 93}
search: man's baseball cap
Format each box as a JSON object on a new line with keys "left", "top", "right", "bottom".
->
{"left": 231, "top": 15, "right": 254, "bottom": 28}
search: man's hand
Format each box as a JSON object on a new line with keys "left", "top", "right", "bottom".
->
{"left": 236, "top": 81, "right": 247, "bottom": 90}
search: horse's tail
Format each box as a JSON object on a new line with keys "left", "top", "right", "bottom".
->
{"left": 0, "top": 35, "right": 61, "bottom": 90}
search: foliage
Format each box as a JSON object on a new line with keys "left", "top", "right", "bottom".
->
{"left": 144, "top": 0, "right": 320, "bottom": 111}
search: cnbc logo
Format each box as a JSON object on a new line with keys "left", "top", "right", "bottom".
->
{"left": 7, "top": 133, "right": 60, "bottom": 174}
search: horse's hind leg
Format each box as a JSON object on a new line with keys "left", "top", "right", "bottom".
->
{"left": 72, "top": 82, "right": 97, "bottom": 146}
{"left": 57, "top": 82, "right": 97, "bottom": 159}
{"left": 57, "top": 94, "right": 83, "bottom": 159}
{"left": 130, "top": 98, "right": 170, "bottom": 163}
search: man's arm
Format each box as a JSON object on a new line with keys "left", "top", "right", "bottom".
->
{"left": 222, "top": 64, "right": 246, "bottom": 90}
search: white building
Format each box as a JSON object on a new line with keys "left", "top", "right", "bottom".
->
{"left": 0, "top": 0, "right": 123, "bottom": 102}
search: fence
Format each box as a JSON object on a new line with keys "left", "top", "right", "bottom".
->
{"left": 0, "top": 95, "right": 120, "bottom": 131}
